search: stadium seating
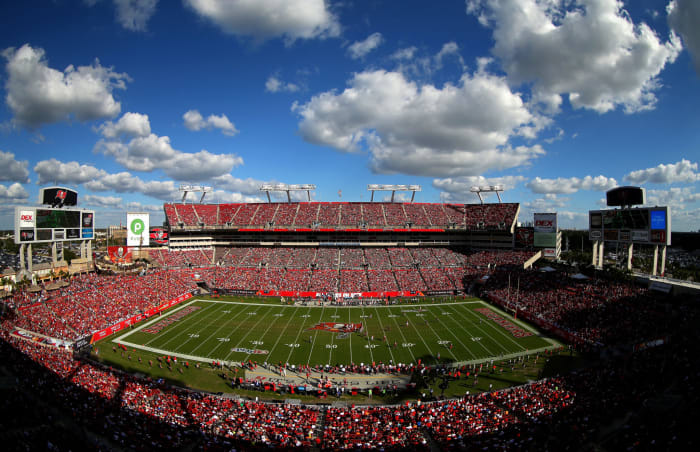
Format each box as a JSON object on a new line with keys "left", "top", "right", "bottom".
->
{"left": 383, "top": 203, "right": 407, "bottom": 226}
{"left": 174, "top": 204, "right": 199, "bottom": 226}
{"left": 293, "top": 203, "right": 320, "bottom": 227}
{"left": 218, "top": 203, "right": 240, "bottom": 224}
{"left": 193, "top": 204, "right": 218, "bottom": 226}
{"left": 273, "top": 203, "right": 299, "bottom": 226}
{"left": 164, "top": 202, "right": 519, "bottom": 232}
{"left": 361, "top": 203, "right": 386, "bottom": 227}
{"left": 317, "top": 203, "right": 341, "bottom": 227}
{"left": 2, "top": 252, "right": 698, "bottom": 451}
{"left": 403, "top": 203, "right": 431, "bottom": 226}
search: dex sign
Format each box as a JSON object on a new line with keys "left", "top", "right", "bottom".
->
{"left": 19, "top": 210, "right": 34, "bottom": 228}
{"left": 127, "top": 213, "right": 149, "bottom": 247}
{"left": 533, "top": 213, "right": 557, "bottom": 233}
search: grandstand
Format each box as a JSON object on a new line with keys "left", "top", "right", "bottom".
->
{"left": 2, "top": 197, "right": 698, "bottom": 451}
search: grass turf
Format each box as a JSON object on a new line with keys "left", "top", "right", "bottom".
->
{"left": 90, "top": 296, "right": 569, "bottom": 401}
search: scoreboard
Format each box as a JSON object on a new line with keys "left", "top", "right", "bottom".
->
{"left": 15, "top": 207, "right": 95, "bottom": 244}
{"left": 588, "top": 206, "right": 670, "bottom": 246}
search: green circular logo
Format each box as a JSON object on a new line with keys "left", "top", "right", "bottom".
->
{"left": 130, "top": 218, "right": 145, "bottom": 235}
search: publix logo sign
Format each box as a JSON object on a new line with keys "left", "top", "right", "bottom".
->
{"left": 127, "top": 213, "right": 149, "bottom": 246}
{"left": 130, "top": 218, "right": 145, "bottom": 235}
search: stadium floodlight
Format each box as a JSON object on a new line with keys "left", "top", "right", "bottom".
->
{"left": 259, "top": 183, "right": 316, "bottom": 203}
{"left": 179, "top": 184, "right": 212, "bottom": 203}
{"left": 367, "top": 184, "right": 422, "bottom": 202}
{"left": 469, "top": 184, "right": 505, "bottom": 204}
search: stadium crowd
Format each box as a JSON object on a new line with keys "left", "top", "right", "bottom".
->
{"left": 164, "top": 201, "right": 520, "bottom": 230}
{"left": 2, "top": 243, "right": 699, "bottom": 450}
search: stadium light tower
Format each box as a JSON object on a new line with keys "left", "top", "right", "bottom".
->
{"left": 179, "top": 185, "right": 212, "bottom": 203}
{"left": 259, "top": 183, "right": 316, "bottom": 203}
{"left": 470, "top": 185, "right": 505, "bottom": 204}
{"left": 367, "top": 184, "right": 422, "bottom": 202}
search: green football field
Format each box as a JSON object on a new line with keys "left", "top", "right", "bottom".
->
{"left": 115, "top": 298, "right": 557, "bottom": 367}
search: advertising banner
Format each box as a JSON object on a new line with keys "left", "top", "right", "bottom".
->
{"left": 533, "top": 213, "right": 557, "bottom": 233}
{"left": 127, "top": 212, "right": 149, "bottom": 247}
{"left": 108, "top": 246, "right": 134, "bottom": 263}
{"left": 19, "top": 210, "right": 35, "bottom": 228}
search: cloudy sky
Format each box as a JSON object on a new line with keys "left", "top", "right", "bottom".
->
{"left": 1, "top": 0, "right": 698, "bottom": 230}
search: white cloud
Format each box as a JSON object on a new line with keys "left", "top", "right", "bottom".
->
{"left": 95, "top": 132, "right": 243, "bottom": 180}
{"left": 183, "top": 109, "right": 238, "bottom": 136}
{"left": 2, "top": 44, "right": 129, "bottom": 128}
{"left": 527, "top": 175, "right": 618, "bottom": 194}
{"left": 0, "top": 151, "right": 30, "bottom": 183}
{"left": 114, "top": 0, "right": 158, "bottom": 31}
{"left": 168, "top": 150, "right": 244, "bottom": 180}
{"left": 467, "top": 0, "right": 682, "bottom": 113}
{"left": 210, "top": 190, "right": 264, "bottom": 203}
{"left": 0, "top": 182, "right": 29, "bottom": 202}
{"left": 391, "top": 46, "right": 417, "bottom": 60}
{"left": 295, "top": 68, "right": 545, "bottom": 177}
{"left": 433, "top": 175, "right": 526, "bottom": 203}
{"left": 624, "top": 159, "right": 700, "bottom": 184}
{"left": 522, "top": 194, "right": 569, "bottom": 214}
{"left": 668, "top": 0, "right": 700, "bottom": 74}
{"left": 84, "top": 171, "right": 179, "bottom": 200}
{"left": 669, "top": 207, "right": 700, "bottom": 232}
{"left": 97, "top": 112, "right": 151, "bottom": 138}
{"left": 646, "top": 187, "right": 700, "bottom": 209}
{"left": 184, "top": 0, "right": 340, "bottom": 44}
{"left": 347, "top": 32, "right": 383, "bottom": 59}
{"left": 33, "top": 159, "right": 107, "bottom": 185}
{"left": 211, "top": 174, "right": 266, "bottom": 195}
{"left": 434, "top": 42, "right": 465, "bottom": 70}
{"left": 265, "top": 75, "right": 300, "bottom": 93}
{"left": 83, "top": 194, "right": 123, "bottom": 208}
{"left": 124, "top": 201, "right": 163, "bottom": 212}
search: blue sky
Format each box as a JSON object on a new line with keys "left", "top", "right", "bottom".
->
{"left": 0, "top": 0, "right": 698, "bottom": 231}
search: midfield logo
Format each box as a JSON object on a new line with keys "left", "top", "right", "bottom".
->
{"left": 309, "top": 322, "right": 363, "bottom": 333}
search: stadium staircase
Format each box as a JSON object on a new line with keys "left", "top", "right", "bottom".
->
{"left": 311, "top": 409, "right": 326, "bottom": 451}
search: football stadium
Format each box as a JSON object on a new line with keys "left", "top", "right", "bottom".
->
{"left": 3, "top": 193, "right": 699, "bottom": 451}
{"left": 2, "top": 1, "right": 700, "bottom": 451}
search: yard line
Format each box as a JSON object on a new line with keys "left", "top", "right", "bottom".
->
{"left": 190, "top": 304, "right": 262, "bottom": 356}
{"left": 141, "top": 299, "right": 218, "bottom": 347}
{"left": 284, "top": 306, "right": 313, "bottom": 365}
{"left": 446, "top": 303, "right": 522, "bottom": 355}
{"left": 442, "top": 304, "right": 501, "bottom": 357}
{"left": 237, "top": 305, "right": 282, "bottom": 363}
{"left": 222, "top": 305, "right": 277, "bottom": 363}
{"left": 162, "top": 302, "right": 235, "bottom": 351}
{"left": 265, "top": 306, "right": 302, "bottom": 365}
{"left": 326, "top": 306, "right": 339, "bottom": 365}
{"left": 306, "top": 305, "right": 326, "bottom": 365}
{"left": 360, "top": 306, "right": 374, "bottom": 364}
{"left": 415, "top": 307, "right": 459, "bottom": 361}
{"left": 118, "top": 299, "right": 199, "bottom": 342}
{"left": 404, "top": 310, "right": 437, "bottom": 361}
{"left": 347, "top": 308, "right": 353, "bottom": 364}
{"left": 387, "top": 309, "right": 416, "bottom": 363}
{"left": 424, "top": 306, "right": 476, "bottom": 360}
{"left": 372, "top": 306, "right": 395, "bottom": 363}
{"left": 460, "top": 302, "right": 532, "bottom": 351}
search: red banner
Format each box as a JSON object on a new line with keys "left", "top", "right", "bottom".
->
{"left": 107, "top": 246, "right": 134, "bottom": 263}
{"left": 256, "top": 290, "right": 425, "bottom": 299}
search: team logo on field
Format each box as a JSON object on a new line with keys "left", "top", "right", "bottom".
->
{"left": 230, "top": 347, "right": 269, "bottom": 355}
{"left": 309, "top": 322, "right": 363, "bottom": 333}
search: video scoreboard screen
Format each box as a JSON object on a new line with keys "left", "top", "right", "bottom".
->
{"left": 589, "top": 206, "right": 670, "bottom": 245}
{"left": 15, "top": 207, "right": 95, "bottom": 244}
